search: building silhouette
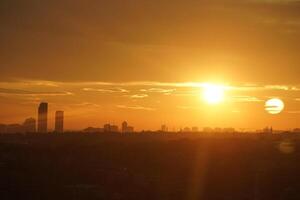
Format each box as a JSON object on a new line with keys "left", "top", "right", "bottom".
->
{"left": 6, "top": 124, "right": 23, "bottom": 134}
{"left": 104, "top": 124, "right": 111, "bottom": 132}
{"left": 55, "top": 111, "right": 64, "bottom": 133}
{"left": 122, "top": 121, "right": 128, "bottom": 133}
{"left": 183, "top": 127, "right": 191, "bottom": 132}
{"left": 192, "top": 127, "right": 199, "bottom": 132}
{"left": 83, "top": 127, "right": 104, "bottom": 133}
{"left": 161, "top": 124, "right": 168, "bottom": 132}
{"left": 38, "top": 102, "right": 48, "bottom": 133}
{"left": 122, "top": 121, "right": 134, "bottom": 133}
{"left": 104, "top": 124, "right": 119, "bottom": 132}
{"left": 23, "top": 118, "right": 36, "bottom": 133}
{"left": 110, "top": 125, "right": 118, "bottom": 132}
{"left": 0, "top": 124, "right": 6, "bottom": 134}
{"left": 263, "top": 126, "right": 273, "bottom": 134}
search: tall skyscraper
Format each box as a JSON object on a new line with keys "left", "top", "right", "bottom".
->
{"left": 122, "top": 121, "right": 134, "bottom": 133}
{"left": 161, "top": 124, "right": 168, "bottom": 132}
{"left": 23, "top": 118, "right": 36, "bottom": 133}
{"left": 122, "top": 121, "right": 128, "bottom": 133}
{"left": 55, "top": 111, "right": 64, "bottom": 133}
{"left": 38, "top": 102, "right": 48, "bottom": 133}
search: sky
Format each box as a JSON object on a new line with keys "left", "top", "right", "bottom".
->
{"left": 1, "top": 0, "right": 300, "bottom": 131}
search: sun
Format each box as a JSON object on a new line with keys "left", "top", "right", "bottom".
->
{"left": 202, "top": 84, "right": 225, "bottom": 104}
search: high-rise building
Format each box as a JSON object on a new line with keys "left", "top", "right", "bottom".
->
{"left": 55, "top": 111, "right": 64, "bottom": 133}
{"left": 38, "top": 102, "right": 48, "bottom": 133}
{"left": 161, "top": 124, "right": 168, "bottom": 132}
{"left": 110, "top": 125, "right": 119, "bottom": 132}
{"left": 103, "top": 124, "right": 119, "bottom": 132}
{"left": 122, "top": 121, "right": 134, "bottom": 133}
{"left": 23, "top": 118, "right": 36, "bottom": 133}
{"left": 104, "top": 124, "right": 111, "bottom": 132}
{"left": 122, "top": 121, "right": 128, "bottom": 133}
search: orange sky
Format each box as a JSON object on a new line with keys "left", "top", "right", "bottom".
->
{"left": 1, "top": 0, "right": 300, "bottom": 130}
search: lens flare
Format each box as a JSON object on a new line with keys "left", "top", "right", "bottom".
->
{"left": 265, "top": 98, "right": 285, "bottom": 114}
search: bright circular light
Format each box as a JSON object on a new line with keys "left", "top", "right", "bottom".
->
{"left": 202, "top": 84, "right": 225, "bottom": 104}
{"left": 265, "top": 98, "right": 285, "bottom": 114}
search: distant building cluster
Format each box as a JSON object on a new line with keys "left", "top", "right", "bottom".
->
{"left": 2, "top": 102, "right": 300, "bottom": 135}
{"left": 0, "top": 102, "right": 64, "bottom": 134}
{"left": 157, "top": 125, "right": 236, "bottom": 133}
{"left": 122, "top": 121, "right": 134, "bottom": 133}
{"left": 181, "top": 126, "right": 200, "bottom": 133}
{"left": 203, "top": 127, "right": 236, "bottom": 133}
{"left": 84, "top": 121, "right": 134, "bottom": 133}
{"left": 263, "top": 126, "right": 273, "bottom": 134}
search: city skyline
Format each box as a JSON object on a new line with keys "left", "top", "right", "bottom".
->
{"left": 0, "top": 82, "right": 300, "bottom": 131}
{"left": 1, "top": 0, "right": 300, "bottom": 130}
{"left": 1, "top": 1, "right": 300, "bottom": 199}
{"left": 0, "top": 101, "right": 299, "bottom": 133}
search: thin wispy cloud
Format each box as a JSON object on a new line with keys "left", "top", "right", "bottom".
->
{"left": 116, "top": 105, "right": 156, "bottom": 111}
{"left": 0, "top": 88, "right": 73, "bottom": 96}
{"left": 287, "top": 111, "right": 300, "bottom": 114}
{"left": 177, "top": 106, "right": 201, "bottom": 110}
{"left": 130, "top": 94, "right": 149, "bottom": 99}
{"left": 82, "top": 88, "right": 129, "bottom": 93}
{"left": 3, "top": 80, "right": 300, "bottom": 92}
{"left": 71, "top": 102, "right": 101, "bottom": 108}
{"left": 231, "top": 96, "right": 263, "bottom": 102}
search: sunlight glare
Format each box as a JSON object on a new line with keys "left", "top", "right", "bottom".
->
{"left": 202, "top": 84, "right": 225, "bottom": 105}
{"left": 265, "top": 98, "right": 285, "bottom": 114}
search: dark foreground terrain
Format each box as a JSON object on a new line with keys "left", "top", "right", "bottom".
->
{"left": 0, "top": 132, "right": 299, "bottom": 200}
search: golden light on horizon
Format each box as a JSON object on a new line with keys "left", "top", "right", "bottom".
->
{"left": 202, "top": 84, "right": 225, "bottom": 105}
{"left": 265, "top": 98, "right": 285, "bottom": 115}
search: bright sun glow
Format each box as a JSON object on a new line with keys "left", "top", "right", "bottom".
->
{"left": 202, "top": 84, "right": 225, "bottom": 105}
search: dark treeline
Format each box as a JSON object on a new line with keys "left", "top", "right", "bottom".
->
{"left": 0, "top": 133, "right": 299, "bottom": 200}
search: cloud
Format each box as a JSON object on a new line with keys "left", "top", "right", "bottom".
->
{"left": 70, "top": 102, "right": 101, "bottom": 107}
{"left": 287, "top": 111, "right": 300, "bottom": 114}
{"left": 0, "top": 88, "right": 32, "bottom": 94}
{"left": 20, "top": 80, "right": 60, "bottom": 87}
{"left": 2, "top": 80, "right": 300, "bottom": 95}
{"left": 140, "top": 88, "right": 176, "bottom": 95}
{"left": 68, "top": 81, "right": 206, "bottom": 88}
{"left": 229, "top": 84, "right": 300, "bottom": 91}
{"left": 130, "top": 94, "right": 148, "bottom": 99}
{"left": 231, "top": 96, "right": 263, "bottom": 102}
{"left": 82, "top": 88, "right": 129, "bottom": 93}
{"left": 116, "top": 105, "right": 156, "bottom": 111}
{"left": 264, "top": 85, "right": 290, "bottom": 90}
{"left": 0, "top": 88, "right": 73, "bottom": 96}
{"left": 177, "top": 106, "right": 201, "bottom": 110}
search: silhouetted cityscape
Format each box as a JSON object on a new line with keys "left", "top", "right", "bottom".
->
{"left": 0, "top": 102, "right": 65, "bottom": 134}
{"left": 1, "top": 102, "right": 300, "bottom": 135}
{"left": 2, "top": 0, "right": 300, "bottom": 199}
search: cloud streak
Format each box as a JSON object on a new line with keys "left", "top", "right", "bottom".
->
{"left": 230, "top": 96, "right": 263, "bottom": 102}
{"left": 82, "top": 88, "right": 129, "bottom": 93}
{"left": 0, "top": 88, "right": 73, "bottom": 96}
{"left": 130, "top": 94, "right": 149, "bottom": 99}
{"left": 116, "top": 105, "right": 156, "bottom": 111}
